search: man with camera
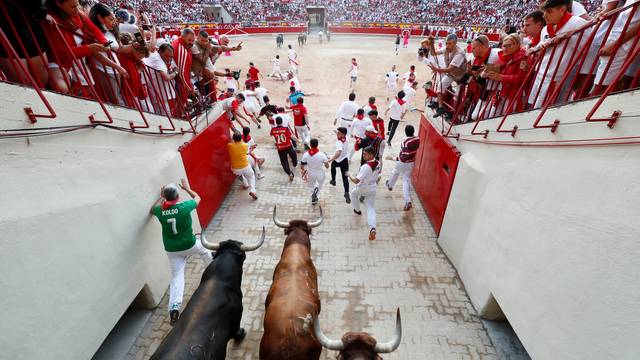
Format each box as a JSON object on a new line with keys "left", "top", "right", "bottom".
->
{"left": 425, "top": 34, "right": 468, "bottom": 120}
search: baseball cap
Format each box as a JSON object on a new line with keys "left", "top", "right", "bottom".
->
{"left": 365, "top": 125, "right": 378, "bottom": 133}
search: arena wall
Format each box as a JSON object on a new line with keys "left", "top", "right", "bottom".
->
{"left": 0, "top": 83, "right": 233, "bottom": 359}
{"left": 419, "top": 90, "right": 640, "bottom": 359}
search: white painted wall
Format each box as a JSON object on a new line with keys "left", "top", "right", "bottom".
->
{"left": 0, "top": 83, "right": 223, "bottom": 359}
{"left": 435, "top": 90, "right": 640, "bottom": 359}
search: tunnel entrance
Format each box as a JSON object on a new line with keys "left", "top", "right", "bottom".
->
{"left": 91, "top": 286, "right": 156, "bottom": 360}
{"left": 480, "top": 294, "right": 531, "bottom": 360}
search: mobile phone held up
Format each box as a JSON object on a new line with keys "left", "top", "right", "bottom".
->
{"left": 134, "top": 32, "right": 146, "bottom": 47}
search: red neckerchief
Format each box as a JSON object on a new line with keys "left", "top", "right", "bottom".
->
{"left": 367, "top": 132, "right": 378, "bottom": 139}
{"left": 161, "top": 199, "right": 179, "bottom": 210}
{"left": 473, "top": 50, "right": 490, "bottom": 66}
{"left": 290, "top": 80, "right": 295, "bottom": 87}
{"left": 242, "top": 134, "right": 251, "bottom": 142}
{"left": 356, "top": 114, "right": 365, "bottom": 120}
{"left": 529, "top": 33, "right": 541, "bottom": 47}
{"left": 308, "top": 148, "right": 319, "bottom": 156}
{"left": 339, "top": 137, "right": 346, "bottom": 143}
{"left": 369, "top": 103, "right": 377, "bottom": 110}
{"left": 397, "top": 98, "right": 405, "bottom": 106}
{"left": 367, "top": 160, "right": 379, "bottom": 171}
{"left": 547, "top": 12, "right": 572, "bottom": 38}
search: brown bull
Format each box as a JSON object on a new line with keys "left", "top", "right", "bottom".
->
{"left": 314, "top": 309, "right": 402, "bottom": 360}
{"left": 259, "top": 206, "right": 324, "bottom": 360}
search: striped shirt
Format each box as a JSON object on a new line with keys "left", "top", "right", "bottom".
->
{"left": 399, "top": 136, "right": 420, "bottom": 163}
{"left": 172, "top": 38, "right": 194, "bottom": 92}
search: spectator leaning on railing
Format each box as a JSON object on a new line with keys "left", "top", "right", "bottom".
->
{"left": 0, "top": 0, "right": 51, "bottom": 87}
{"left": 485, "top": 33, "right": 529, "bottom": 114}
{"left": 527, "top": 0, "right": 588, "bottom": 108}
{"left": 428, "top": 33, "right": 468, "bottom": 120}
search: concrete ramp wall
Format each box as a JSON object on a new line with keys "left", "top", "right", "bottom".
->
{"left": 0, "top": 83, "right": 231, "bottom": 359}
{"left": 425, "top": 90, "right": 640, "bottom": 359}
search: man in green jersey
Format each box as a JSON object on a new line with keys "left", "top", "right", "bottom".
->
{"left": 151, "top": 179, "right": 212, "bottom": 325}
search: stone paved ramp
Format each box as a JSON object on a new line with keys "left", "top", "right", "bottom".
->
{"left": 125, "top": 145, "right": 497, "bottom": 360}
{"left": 125, "top": 35, "right": 498, "bottom": 360}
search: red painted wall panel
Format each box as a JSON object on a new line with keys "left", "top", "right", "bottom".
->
{"left": 179, "top": 114, "right": 235, "bottom": 227}
{"left": 412, "top": 114, "right": 461, "bottom": 235}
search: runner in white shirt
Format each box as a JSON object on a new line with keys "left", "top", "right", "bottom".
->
{"left": 223, "top": 70, "right": 238, "bottom": 92}
{"left": 349, "top": 58, "right": 359, "bottom": 90}
{"left": 385, "top": 65, "right": 400, "bottom": 101}
{"left": 300, "top": 138, "right": 330, "bottom": 205}
{"left": 239, "top": 89, "right": 262, "bottom": 127}
{"left": 254, "top": 82, "right": 269, "bottom": 107}
{"left": 334, "top": 93, "right": 360, "bottom": 136}
{"left": 349, "top": 109, "right": 372, "bottom": 160}
{"left": 402, "top": 81, "right": 419, "bottom": 111}
{"left": 385, "top": 91, "right": 407, "bottom": 146}
{"left": 347, "top": 146, "right": 381, "bottom": 241}
{"left": 268, "top": 55, "right": 286, "bottom": 81}
{"left": 287, "top": 44, "right": 299, "bottom": 74}
{"left": 401, "top": 65, "right": 417, "bottom": 87}
{"left": 242, "top": 126, "right": 265, "bottom": 180}
{"left": 287, "top": 72, "right": 302, "bottom": 91}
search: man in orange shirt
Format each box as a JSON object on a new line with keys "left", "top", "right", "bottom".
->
{"left": 227, "top": 132, "right": 257, "bottom": 200}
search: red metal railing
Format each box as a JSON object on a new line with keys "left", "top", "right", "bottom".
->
{"left": 0, "top": 2, "right": 209, "bottom": 134}
{"left": 431, "top": 1, "right": 640, "bottom": 139}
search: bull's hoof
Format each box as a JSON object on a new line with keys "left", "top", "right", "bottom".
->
{"left": 233, "top": 328, "right": 247, "bottom": 342}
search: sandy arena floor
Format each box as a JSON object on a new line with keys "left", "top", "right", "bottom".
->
{"left": 124, "top": 34, "right": 499, "bottom": 360}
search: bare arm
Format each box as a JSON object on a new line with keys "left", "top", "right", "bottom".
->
{"left": 179, "top": 178, "right": 201, "bottom": 205}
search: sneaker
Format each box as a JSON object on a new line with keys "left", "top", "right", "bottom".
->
{"left": 289, "top": 174, "right": 294, "bottom": 182}
{"left": 311, "top": 187, "right": 319, "bottom": 205}
{"left": 344, "top": 193, "right": 351, "bottom": 204}
{"left": 404, "top": 202, "right": 413, "bottom": 211}
{"left": 353, "top": 209, "right": 362, "bottom": 215}
{"left": 169, "top": 310, "right": 180, "bottom": 326}
{"left": 249, "top": 192, "right": 258, "bottom": 200}
{"left": 428, "top": 102, "right": 439, "bottom": 109}
{"left": 329, "top": 180, "right": 336, "bottom": 186}
{"left": 385, "top": 179, "right": 393, "bottom": 191}
{"left": 369, "top": 228, "right": 376, "bottom": 241}
{"left": 387, "top": 141, "right": 392, "bottom": 147}
{"left": 257, "top": 174, "right": 265, "bottom": 180}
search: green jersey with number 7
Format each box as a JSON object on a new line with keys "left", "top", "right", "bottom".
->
{"left": 151, "top": 199, "right": 197, "bottom": 252}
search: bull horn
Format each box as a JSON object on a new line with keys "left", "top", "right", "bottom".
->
{"left": 199, "top": 232, "right": 220, "bottom": 251}
{"left": 307, "top": 206, "right": 323, "bottom": 228}
{"left": 313, "top": 316, "right": 344, "bottom": 351}
{"left": 373, "top": 309, "right": 402, "bottom": 353}
{"left": 272, "top": 205, "right": 289, "bottom": 228}
{"left": 240, "top": 226, "right": 265, "bottom": 252}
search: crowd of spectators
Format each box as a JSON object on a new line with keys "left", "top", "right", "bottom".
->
{"left": 418, "top": 0, "right": 640, "bottom": 124}
{"left": 1, "top": 0, "right": 638, "bottom": 126}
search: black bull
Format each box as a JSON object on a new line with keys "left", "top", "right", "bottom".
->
{"left": 151, "top": 228, "right": 265, "bottom": 360}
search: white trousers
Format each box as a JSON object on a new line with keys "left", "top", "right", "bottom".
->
{"left": 387, "top": 84, "right": 398, "bottom": 98}
{"left": 232, "top": 165, "right": 256, "bottom": 193}
{"left": 307, "top": 170, "right": 325, "bottom": 195}
{"left": 340, "top": 119, "right": 353, "bottom": 137}
{"left": 295, "top": 125, "right": 311, "bottom": 146}
{"left": 350, "top": 187, "right": 377, "bottom": 230}
{"left": 167, "top": 239, "right": 212, "bottom": 311}
{"left": 248, "top": 155, "right": 262, "bottom": 177}
{"left": 388, "top": 161, "right": 414, "bottom": 205}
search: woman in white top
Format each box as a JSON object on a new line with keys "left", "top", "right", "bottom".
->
{"left": 89, "top": 3, "right": 134, "bottom": 106}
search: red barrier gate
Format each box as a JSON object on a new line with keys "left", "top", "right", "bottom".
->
{"left": 412, "top": 114, "right": 461, "bottom": 235}
{"left": 179, "top": 113, "right": 236, "bottom": 227}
